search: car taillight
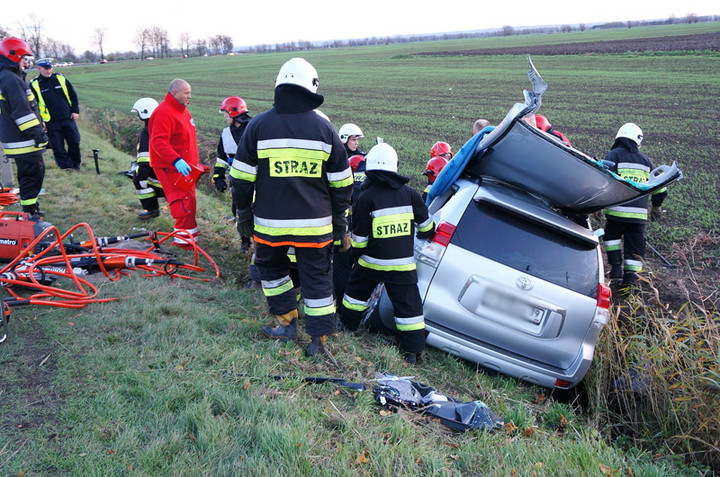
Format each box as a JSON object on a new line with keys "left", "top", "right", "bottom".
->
{"left": 591, "top": 282, "right": 611, "bottom": 329}
{"left": 416, "top": 221, "right": 456, "bottom": 269}
{"left": 596, "top": 283, "right": 611, "bottom": 309}
{"left": 432, "top": 221, "right": 456, "bottom": 246}
{"left": 555, "top": 378, "right": 572, "bottom": 389}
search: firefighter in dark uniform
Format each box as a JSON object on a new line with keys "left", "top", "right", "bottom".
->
{"left": 339, "top": 143, "right": 435, "bottom": 364}
{"left": 603, "top": 122, "right": 667, "bottom": 288}
{"left": 0, "top": 37, "right": 48, "bottom": 216}
{"left": 230, "top": 58, "right": 353, "bottom": 357}
{"left": 130, "top": 97, "right": 165, "bottom": 219}
{"left": 213, "top": 96, "right": 253, "bottom": 251}
{"left": 29, "top": 58, "right": 81, "bottom": 170}
{"left": 333, "top": 123, "right": 367, "bottom": 302}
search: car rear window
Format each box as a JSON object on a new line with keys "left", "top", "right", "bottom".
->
{"left": 451, "top": 201, "right": 599, "bottom": 297}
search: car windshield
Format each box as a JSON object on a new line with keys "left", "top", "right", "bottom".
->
{"left": 452, "top": 201, "right": 599, "bottom": 297}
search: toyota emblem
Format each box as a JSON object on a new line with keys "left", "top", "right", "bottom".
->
{"left": 516, "top": 277, "right": 533, "bottom": 290}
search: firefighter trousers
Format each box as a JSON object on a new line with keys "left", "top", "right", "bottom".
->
{"left": 604, "top": 219, "right": 646, "bottom": 277}
{"left": 15, "top": 152, "right": 45, "bottom": 208}
{"left": 132, "top": 169, "right": 165, "bottom": 211}
{"left": 341, "top": 273, "right": 425, "bottom": 354}
{"left": 255, "top": 242, "right": 335, "bottom": 338}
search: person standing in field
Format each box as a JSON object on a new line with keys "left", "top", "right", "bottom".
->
{"left": 213, "top": 96, "right": 253, "bottom": 252}
{"left": 333, "top": 123, "right": 367, "bottom": 304}
{"left": 29, "top": 58, "right": 82, "bottom": 170}
{"left": 230, "top": 58, "right": 353, "bottom": 357}
{"left": 603, "top": 122, "right": 667, "bottom": 289}
{"left": 149, "top": 79, "right": 201, "bottom": 249}
{"left": 0, "top": 37, "right": 48, "bottom": 217}
{"left": 131, "top": 97, "right": 165, "bottom": 219}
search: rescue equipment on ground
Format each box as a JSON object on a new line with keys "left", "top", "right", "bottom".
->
{"left": 373, "top": 372, "right": 503, "bottom": 432}
{"left": 0, "top": 214, "right": 219, "bottom": 314}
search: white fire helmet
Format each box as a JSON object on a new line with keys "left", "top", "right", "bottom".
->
{"left": 275, "top": 58, "right": 319, "bottom": 93}
{"left": 616, "top": 122, "right": 643, "bottom": 146}
{"left": 365, "top": 143, "right": 398, "bottom": 173}
{"left": 338, "top": 123, "right": 364, "bottom": 144}
{"left": 131, "top": 97, "right": 159, "bottom": 120}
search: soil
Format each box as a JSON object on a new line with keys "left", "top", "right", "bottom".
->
{"left": 423, "top": 32, "right": 720, "bottom": 56}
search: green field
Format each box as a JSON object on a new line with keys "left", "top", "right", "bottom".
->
{"left": 1, "top": 23, "right": 718, "bottom": 475}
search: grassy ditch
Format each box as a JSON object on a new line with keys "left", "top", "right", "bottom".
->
{"left": 0, "top": 126, "right": 710, "bottom": 475}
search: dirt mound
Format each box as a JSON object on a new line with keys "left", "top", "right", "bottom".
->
{"left": 424, "top": 32, "right": 720, "bottom": 56}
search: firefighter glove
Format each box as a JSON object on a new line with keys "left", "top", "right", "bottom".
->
{"left": 650, "top": 205, "right": 663, "bottom": 222}
{"left": 34, "top": 133, "right": 49, "bottom": 148}
{"left": 235, "top": 207, "right": 253, "bottom": 238}
{"left": 332, "top": 215, "right": 348, "bottom": 243}
{"left": 213, "top": 174, "right": 227, "bottom": 193}
{"left": 173, "top": 158, "right": 191, "bottom": 177}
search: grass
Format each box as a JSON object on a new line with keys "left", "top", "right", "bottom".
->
{"left": 1, "top": 24, "right": 719, "bottom": 475}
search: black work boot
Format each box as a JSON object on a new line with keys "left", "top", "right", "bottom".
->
{"left": 262, "top": 318, "right": 297, "bottom": 341}
{"left": 609, "top": 264, "right": 623, "bottom": 280}
{"left": 22, "top": 204, "right": 44, "bottom": 218}
{"left": 137, "top": 209, "right": 160, "bottom": 220}
{"left": 305, "top": 335, "right": 327, "bottom": 357}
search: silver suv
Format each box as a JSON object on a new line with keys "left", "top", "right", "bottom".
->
{"left": 370, "top": 177, "right": 610, "bottom": 389}
{"left": 367, "top": 57, "right": 681, "bottom": 389}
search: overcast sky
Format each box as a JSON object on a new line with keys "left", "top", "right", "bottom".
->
{"left": 3, "top": 0, "right": 718, "bottom": 54}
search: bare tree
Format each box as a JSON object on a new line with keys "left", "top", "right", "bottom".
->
{"left": 149, "top": 26, "right": 169, "bottom": 58}
{"left": 92, "top": 27, "right": 106, "bottom": 60}
{"left": 21, "top": 13, "right": 44, "bottom": 57}
{"left": 134, "top": 27, "right": 151, "bottom": 60}
{"left": 179, "top": 32, "right": 191, "bottom": 57}
{"left": 502, "top": 25, "right": 515, "bottom": 36}
{"left": 195, "top": 38, "right": 207, "bottom": 56}
{"left": 0, "top": 24, "right": 10, "bottom": 39}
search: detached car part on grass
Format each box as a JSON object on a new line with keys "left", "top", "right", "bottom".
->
{"left": 369, "top": 56, "right": 683, "bottom": 389}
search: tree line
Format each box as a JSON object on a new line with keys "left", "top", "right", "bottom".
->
{"left": 2, "top": 13, "right": 717, "bottom": 64}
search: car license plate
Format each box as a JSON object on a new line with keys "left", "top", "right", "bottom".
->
{"left": 481, "top": 290, "right": 544, "bottom": 324}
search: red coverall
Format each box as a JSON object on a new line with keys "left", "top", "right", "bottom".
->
{"left": 148, "top": 92, "right": 200, "bottom": 247}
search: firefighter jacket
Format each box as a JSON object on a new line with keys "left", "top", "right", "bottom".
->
{"left": 230, "top": 84, "right": 353, "bottom": 248}
{"left": 214, "top": 113, "right": 251, "bottom": 177}
{"left": 351, "top": 170, "right": 435, "bottom": 284}
{"left": 148, "top": 91, "right": 199, "bottom": 169}
{"left": 0, "top": 56, "right": 48, "bottom": 159}
{"left": 604, "top": 137, "right": 667, "bottom": 223}
{"left": 29, "top": 73, "right": 79, "bottom": 122}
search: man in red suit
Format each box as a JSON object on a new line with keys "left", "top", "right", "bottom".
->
{"left": 149, "top": 79, "right": 200, "bottom": 249}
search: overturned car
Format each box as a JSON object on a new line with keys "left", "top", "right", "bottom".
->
{"left": 367, "top": 57, "right": 682, "bottom": 389}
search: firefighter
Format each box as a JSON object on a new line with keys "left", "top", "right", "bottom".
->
{"left": 213, "top": 96, "right": 253, "bottom": 251}
{"left": 0, "top": 37, "right": 48, "bottom": 217}
{"left": 430, "top": 141, "right": 453, "bottom": 161}
{"left": 213, "top": 96, "right": 251, "bottom": 193}
{"left": 339, "top": 123, "right": 365, "bottom": 158}
{"left": 29, "top": 58, "right": 82, "bottom": 170}
{"left": 339, "top": 143, "right": 435, "bottom": 364}
{"left": 230, "top": 58, "right": 353, "bottom": 357}
{"left": 422, "top": 155, "right": 449, "bottom": 201}
{"left": 333, "top": 123, "right": 367, "bottom": 303}
{"left": 131, "top": 97, "right": 165, "bottom": 219}
{"left": 534, "top": 114, "right": 571, "bottom": 147}
{"left": 148, "top": 79, "right": 201, "bottom": 249}
{"left": 603, "top": 123, "right": 667, "bottom": 288}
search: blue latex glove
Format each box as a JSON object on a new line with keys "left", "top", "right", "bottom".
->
{"left": 174, "top": 158, "right": 191, "bottom": 177}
